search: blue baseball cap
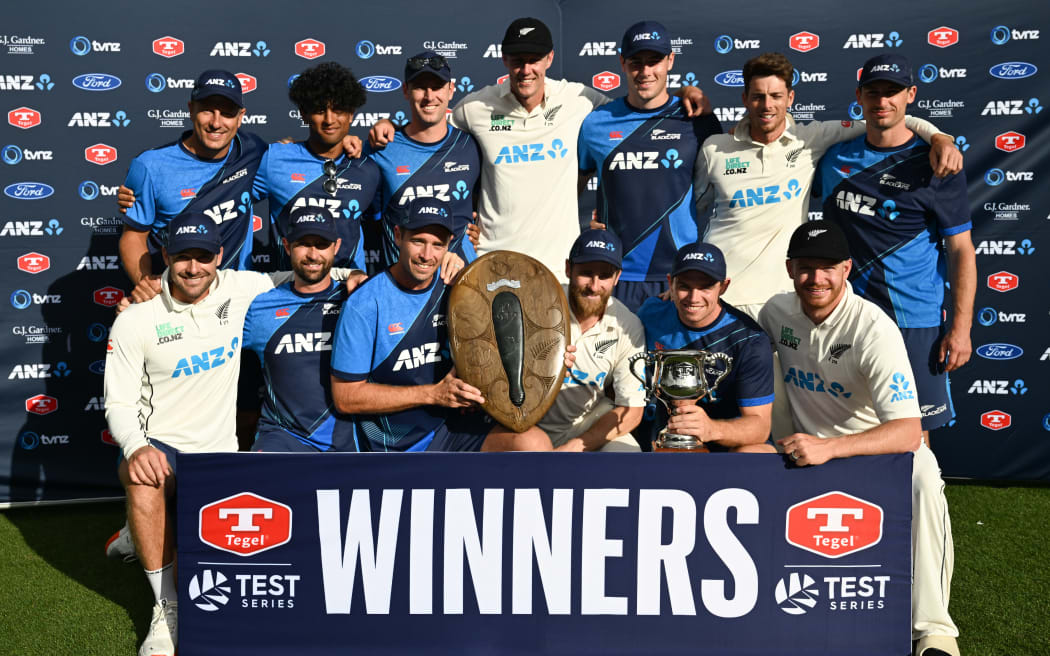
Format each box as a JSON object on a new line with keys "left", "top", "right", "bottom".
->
{"left": 671, "top": 242, "right": 726, "bottom": 280}
{"left": 167, "top": 213, "right": 221, "bottom": 254}
{"left": 405, "top": 50, "right": 452, "bottom": 84}
{"left": 621, "top": 21, "right": 672, "bottom": 59}
{"left": 191, "top": 69, "right": 244, "bottom": 108}
{"left": 569, "top": 229, "right": 622, "bottom": 268}
{"left": 858, "top": 54, "right": 914, "bottom": 88}
{"left": 399, "top": 197, "right": 455, "bottom": 233}
{"left": 286, "top": 206, "right": 339, "bottom": 243}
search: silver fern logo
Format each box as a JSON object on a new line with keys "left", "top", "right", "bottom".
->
{"left": 189, "top": 569, "right": 231, "bottom": 612}
{"left": 774, "top": 572, "right": 819, "bottom": 615}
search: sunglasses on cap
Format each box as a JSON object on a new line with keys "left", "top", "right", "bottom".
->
{"left": 406, "top": 54, "right": 448, "bottom": 73}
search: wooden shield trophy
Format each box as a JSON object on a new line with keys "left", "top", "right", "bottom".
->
{"left": 448, "top": 251, "right": 569, "bottom": 432}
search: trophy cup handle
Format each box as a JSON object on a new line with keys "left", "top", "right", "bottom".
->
{"left": 703, "top": 352, "right": 733, "bottom": 400}
{"left": 628, "top": 352, "right": 650, "bottom": 391}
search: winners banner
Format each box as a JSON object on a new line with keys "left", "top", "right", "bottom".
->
{"left": 177, "top": 453, "right": 912, "bottom": 655}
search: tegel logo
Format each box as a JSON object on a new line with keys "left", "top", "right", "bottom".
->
{"left": 152, "top": 36, "right": 184, "bottom": 58}
{"left": 294, "top": 39, "right": 325, "bottom": 59}
{"left": 84, "top": 143, "right": 117, "bottom": 165}
{"left": 71, "top": 73, "right": 121, "bottom": 91}
{"left": 235, "top": 73, "right": 257, "bottom": 94}
{"left": 986, "top": 270, "right": 1019, "bottom": 292}
{"left": 592, "top": 71, "right": 620, "bottom": 91}
{"left": 360, "top": 76, "right": 401, "bottom": 93}
{"left": 976, "top": 343, "right": 1023, "bottom": 360}
{"left": 199, "top": 492, "right": 292, "bottom": 556}
{"left": 785, "top": 491, "right": 883, "bottom": 558}
{"left": 789, "top": 31, "right": 820, "bottom": 52}
{"left": 980, "top": 410, "right": 1011, "bottom": 431}
{"left": 995, "top": 131, "right": 1026, "bottom": 152}
{"left": 928, "top": 27, "right": 960, "bottom": 48}
{"left": 8, "top": 107, "right": 41, "bottom": 129}
{"left": 25, "top": 393, "right": 58, "bottom": 415}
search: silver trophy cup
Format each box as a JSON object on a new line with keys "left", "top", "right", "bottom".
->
{"left": 629, "top": 349, "right": 733, "bottom": 451}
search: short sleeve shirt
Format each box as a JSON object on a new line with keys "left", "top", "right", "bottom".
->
{"left": 757, "top": 284, "right": 922, "bottom": 437}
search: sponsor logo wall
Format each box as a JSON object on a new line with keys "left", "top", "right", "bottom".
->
{"left": 178, "top": 453, "right": 912, "bottom": 654}
{"left": 0, "top": 0, "right": 1047, "bottom": 504}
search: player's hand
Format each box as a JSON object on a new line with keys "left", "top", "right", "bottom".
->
{"left": 115, "top": 297, "right": 132, "bottom": 314}
{"left": 563, "top": 343, "right": 577, "bottom": 370}
{"left": 928, "top": 134, "right": 963, "bottom": 178}
{"left": 589, "top": 210, "right": 606, "bottom": 231}
{"left": 678, "top": 84, "right": 712, "bottom": 117}
{"left": 657, "top": 287, "right": 672, "bottom": 301}
{"left": 276, "top": 136, "right": 295, "bottom": 144}
{"left": 344, "top": 271, "right": 369, "bottom": 294}
{"left": 665, "top": 403, "right": 716, "bottom": 442}
{"left": 127, "top": 445, "right": 173, "bottom": 487}
{"left": 554, "top": 437, "right": 586, "bottom": 452}
{"left": 342, "top": 134, "right": 363, "bottom": 158}
{"left": 117, "top": 185, "right": 136, "bottom": 213}
{"left": 778, "top": 432, "right": 834, "bottom": 467}
{"left": 130, "top": 275, "right": 162, "bottom": 304}
{"left": 368, "top": 119, "right": 396, "bottom": 148}
{"left": 939, "top": 325, "right": 972, "bottom": 372}
{"left": 440, "top": 252, "right": 466, "bottom": 284}
{"left": 466, "top": 212, "right": 481, "bottom": 247}
{"left": 431, "top": 367, "right": 485, "bottom": 408}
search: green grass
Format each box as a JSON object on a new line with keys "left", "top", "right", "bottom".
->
{"left": 1, "top": 486, "right": 1048, "bottom": 655}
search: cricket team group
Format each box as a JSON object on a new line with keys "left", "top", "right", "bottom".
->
{"left": 101, "top": 16, "right": 973, "bottom": 656}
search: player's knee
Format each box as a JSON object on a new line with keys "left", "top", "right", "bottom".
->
{"left": 732, "top": 443, "right": 778, "bottom": 454}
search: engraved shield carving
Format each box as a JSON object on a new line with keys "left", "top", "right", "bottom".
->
{"left": 448, "top": 251, "right": 569, "bottom": 432}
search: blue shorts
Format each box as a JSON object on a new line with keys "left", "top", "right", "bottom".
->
{"left": 613, "top": 280, "right": 666, "bottom": 314}
{"left": 425, "top": 412, "right": 493, "bottom": 452}
{"left": 901, "top": 326, "right": 954, "bottom": 431}
{"left": 252, "top": 424, "right": 365, "bottom": 453}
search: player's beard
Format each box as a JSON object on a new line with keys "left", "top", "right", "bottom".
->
{"left": 568, "top": 283, "right": 610, "bottom": 321}
{"left": 292, "top": 255, "right": 333, "bottom": 286}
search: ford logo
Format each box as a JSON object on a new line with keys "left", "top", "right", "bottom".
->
{"left": 4, "top": 182, "right": 54, "bottom": 199}
{"left": 714, "top": 70, "right": 744, "bottom": 87}
{"left": 88, "top": 360, "right": 106, "bottom": 375}
{"left": 72, "top": 73, "right": 122, "bottom": 91}
{"left": 976, "top": 343, "right": 1023, "bottom": 360}
{"left": 989, "top": 62, "right": 1037, "bottom": 80}
{"left": 360, "top": 75, "right": 402, "bottom": 93}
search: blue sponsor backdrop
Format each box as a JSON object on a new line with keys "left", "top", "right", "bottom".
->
{"left": 177, "top": 453, "right": 912, "bottom": 655}
{"left": 1, "top": 0, "right": 1047, "bottom": 504}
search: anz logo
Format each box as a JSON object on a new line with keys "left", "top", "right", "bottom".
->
{"left": 274, "top": 331, "right": 331, "bottom": 354}
{"left": 398, "top": 184, "right": 451, "bottom": 204}
{"left": 493, "top": 140, "right": 568, "bottom": 164}
{"left": 203, "top": 199, "right": 239, "bottom": 224}
{"left": 291, "top": 196, "right": 342, "bottom": 217}
{"left": 783, "top": 367, "right": 851, "bottom": 399}
{"left": 835, "top": 190, "right": 876, "bottom": 216}
{"left": 392, "top": 342, "right": 442, "bottom": 371}
{"left": 728, "top": 179, "right": 802, "bottom": 208}
{"left": 608, "top": 149, "right": 684, "bottom": 170}
{"left": 171, "top": 338, "right": 238, "bottom": 378}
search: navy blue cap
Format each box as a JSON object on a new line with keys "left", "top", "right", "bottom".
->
{"left": 671, "top": 242, "right": 726, "bottom": 280}
{"left": 167, "top": 213, "right": 221, "bottom": 254}
{"left": 569, "top": 229, "right": 622, "bottom": 268}
{"left": 501, "top": 17, "right": 554, "bottom": 55}
{"left": 286, "top": 206, "right": 339, "bottom": 243}
{"left": 621, "top": 21, "right": 672, "bottom": 59}
{"left": 405, "top": 50, "right": 452, "bottom": 84}
{"left": 191, "top": 69, "right": 244, "bottom": 108}
{"left": 399, "top": 197, "right": 455, "bottom": 233}
{"left": 787, "top": 221, "right": 851, "bottom": 261}
{"left": 857, "top": 54, "right": 914, "bottom": 88}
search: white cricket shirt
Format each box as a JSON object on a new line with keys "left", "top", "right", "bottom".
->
{"left": 757, "top": 283, "right": 921, "bottom": 437}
